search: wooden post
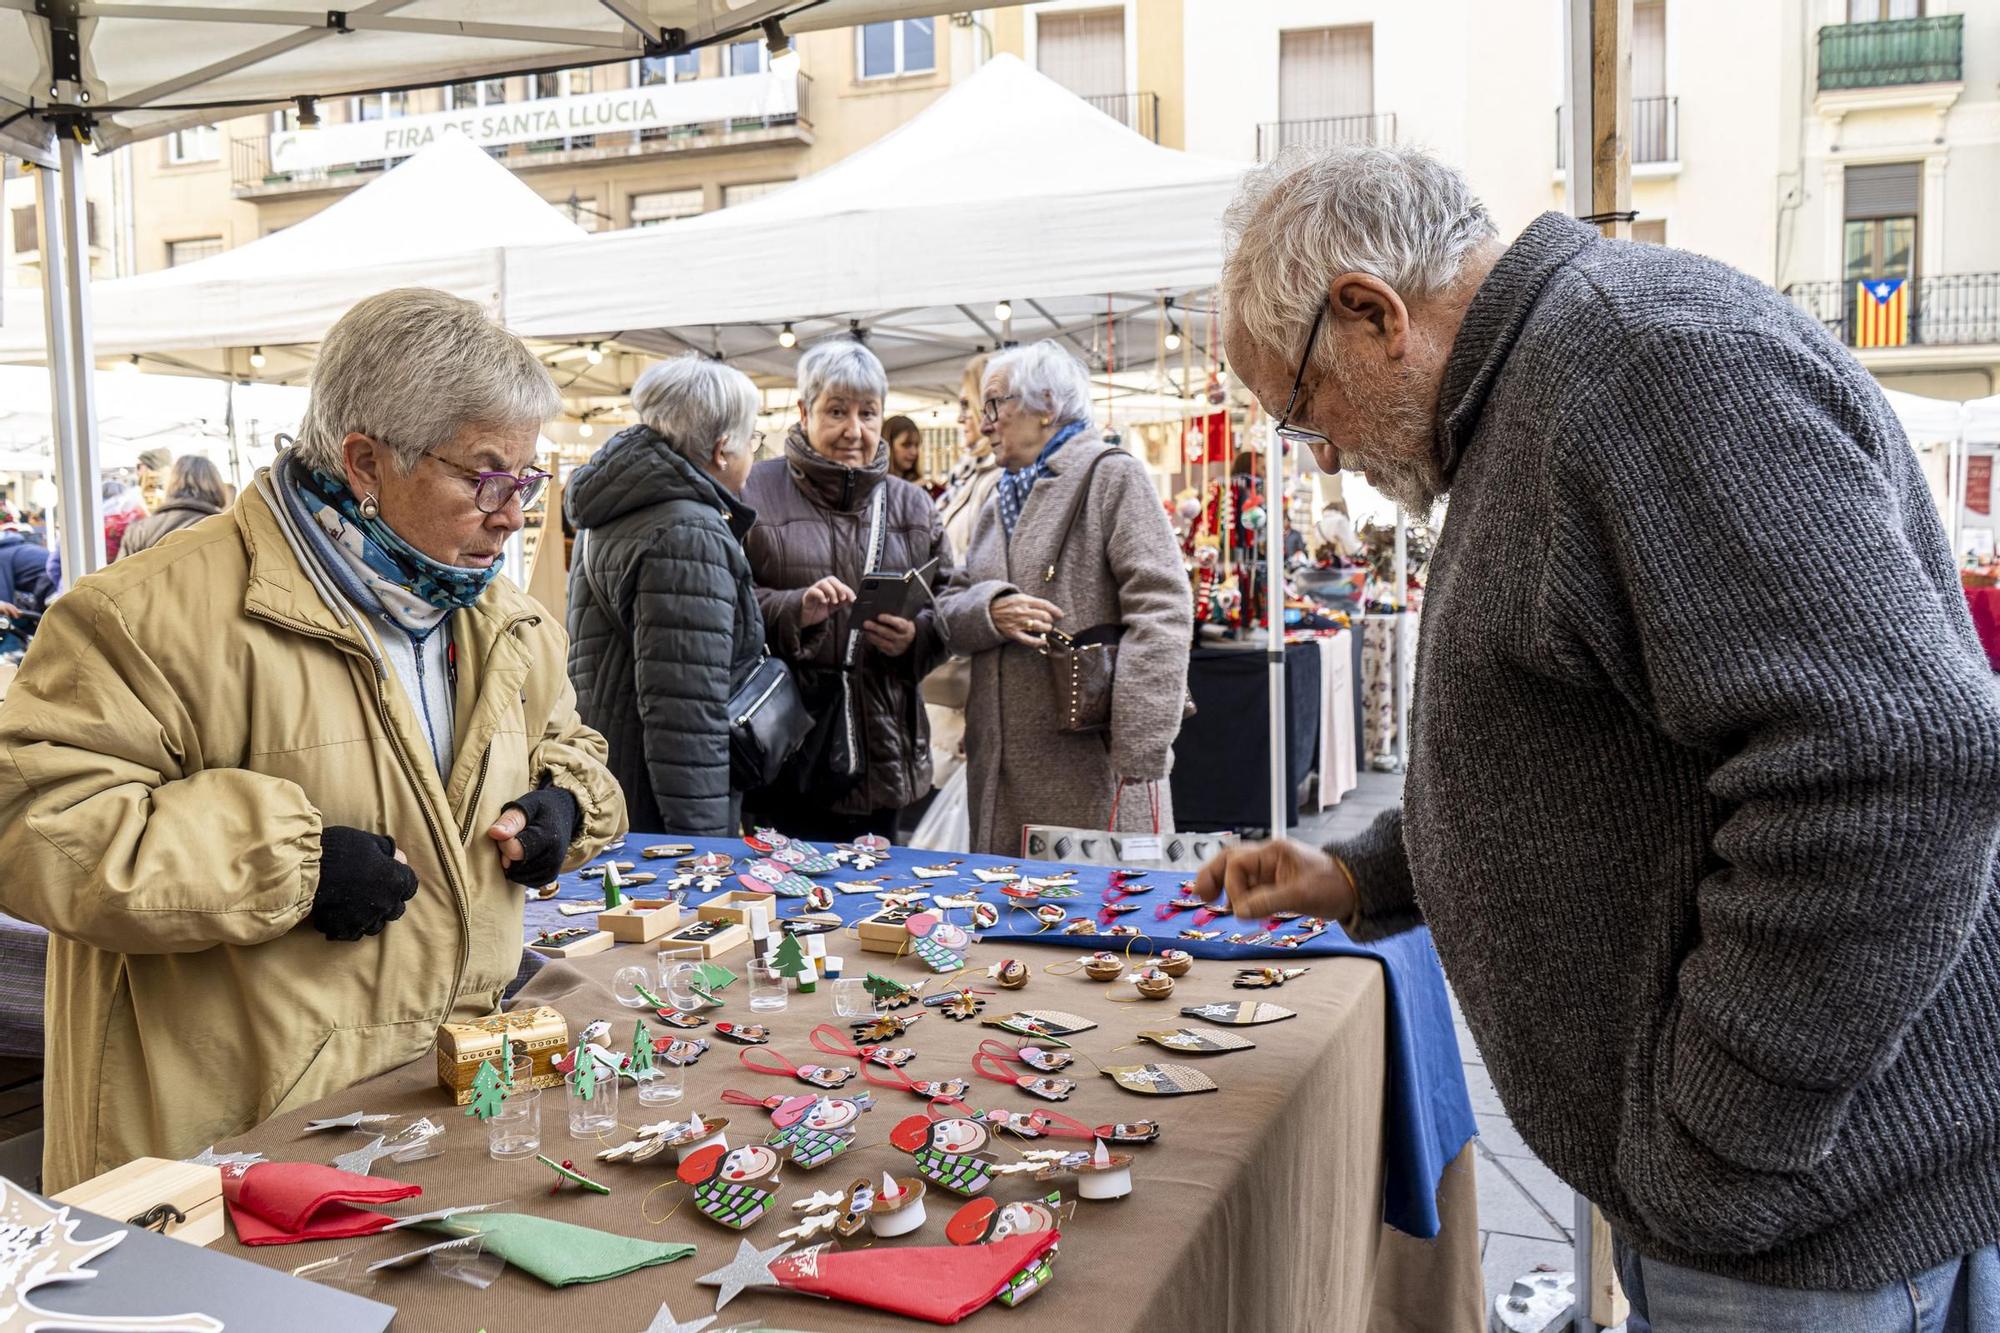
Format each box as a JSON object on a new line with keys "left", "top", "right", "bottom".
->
{"left": 1590, "top": 0, "right": 1633, "bottom": 241}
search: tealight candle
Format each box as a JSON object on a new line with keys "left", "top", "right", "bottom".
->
{"left": 868, "top": 1171, "right": 929, "bottom": 1237}
{"left": 1073, "top": 1137, "right": 1134, "bottom": 1200}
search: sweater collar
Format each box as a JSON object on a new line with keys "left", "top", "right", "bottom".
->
{"left": 1434, "top": 211, "right": 1597, "bottom": 480}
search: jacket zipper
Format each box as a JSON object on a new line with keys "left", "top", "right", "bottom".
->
{"left": 735, "top": 671, "right": 785, "bottom": 727}
{"left": 457, "top": 743, "right": 492, "bottom": 846}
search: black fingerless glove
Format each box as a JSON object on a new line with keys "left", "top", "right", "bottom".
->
{"left": 502, "top": 783, "right": 579, "bottom": 886}
{"left": 310, "top": 826, "right": 420, "bottom": 942}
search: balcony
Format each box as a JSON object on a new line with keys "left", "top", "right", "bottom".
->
{"left": 1256, "top": 113, "right": 1398, "bottom": 163}
{"left": 1554, "top": 96, "right": 1679, "bottom": 170}
{"left": 1818, "top": 15, "right": 1962, "bottom": 92}
{"left": 1785, "top": 274, "right": 2000, "bottom": 351}
{"left": 231, "top": 72, "right": 813, "bottom": 198}
{"left": 1082, "top": 91, "right": 1161, "bottom": 143}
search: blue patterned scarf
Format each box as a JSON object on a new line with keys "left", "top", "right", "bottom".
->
{"left": 995, "top": 421, "right": 1088, "bottom": 538}
{"left": 283, "top": 453, "right": 502, "bottom": 630}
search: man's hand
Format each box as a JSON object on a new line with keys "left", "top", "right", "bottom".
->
{"left": 1192, "top": 838, "right": 1356, "bottom": 921}
{"left": 990, "top": 593, "right": 1064, "bottom": 648}
{"left": 862, "top": 612, "right": 917, "bottom": 657}
{"left": 800, "top": 576, "right": 856, "bottom": 628}
{"left": 488, "top": 785, "right": 579, "bottom": 887}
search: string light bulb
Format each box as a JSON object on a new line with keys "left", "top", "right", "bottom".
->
{"left": 994, "top": 299, "right": 1013, "bottom": 322}
{"left": 778, "top": 323, "right": 797, "bottom": 349}
{"left": 248, "top": 346, "right": 267, "bottom": 370}
{"left": 585, "top": 342, "right": 604, "bottom": 366}
{"left": 1164, "top": 323, "right": 1182, "bottom": 353}
{"left": 578, "top": 419, "right": 593, "bottom": 439}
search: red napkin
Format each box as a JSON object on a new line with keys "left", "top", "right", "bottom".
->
{"left": 770, "top": 1232, "right": 1057, "bottom": 1324}
{"left": 222, "top": 1161, "right": 421, "bottom": 1246}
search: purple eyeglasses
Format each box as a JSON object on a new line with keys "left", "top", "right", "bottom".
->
{"left": 424, "top": 449, "right": 551, "bottom": 514}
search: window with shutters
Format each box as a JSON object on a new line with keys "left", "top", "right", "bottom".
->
{"left": 1036, "top": 8, "right": 1126, "bottom": 98}
{"left": 1848, "top": 0, "right": 1922, "bottom": 20}
{"left": 1843, "top": 163, "right": 1919, "bottom": 281}
{"left": 11, "top": 202, "right": 99, "bottom": 256}
{"left": 630, "top": 188, "right": 704, "bottom": 227}
{"left": 1279, "top": 25, "right": 1374, "bottom": 124}
{"left": 166, "top": 236, "right": 224, "bottom": 267}
{"left": 723, "top": 181, "right": 789, "bottom": 208}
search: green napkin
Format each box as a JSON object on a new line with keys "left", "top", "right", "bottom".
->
{"left": 424, "top": 1213, "right": 693, "bottom": 1287}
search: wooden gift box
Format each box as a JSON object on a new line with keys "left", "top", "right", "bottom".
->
{"left": 598, "top": 898, "right": 681, "bottom": 943}
{"left": 696, "top": 890, "right": 776, "bottom": 926}
{"left": 54, "top": 1157, "right": 224, "bottom": 1247}
{"left": 528, "top": 925, "right": 615, "bottom": 958}
{"left": 657, "top": 915, "right": 750, "bottom": 959}
{"left": 435, "top": 1005, "right": 568, "bottom": 1106}
{"left": 857, "top": 903, "right": 920, "bottom": 956}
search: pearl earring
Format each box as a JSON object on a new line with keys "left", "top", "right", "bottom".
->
{"left": 359, "top": 494, "right": 380, "bottom": 519}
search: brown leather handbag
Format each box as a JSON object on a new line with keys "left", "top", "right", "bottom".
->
{"left": 1037, "top": 450, "right": 1194, "bottom": 735}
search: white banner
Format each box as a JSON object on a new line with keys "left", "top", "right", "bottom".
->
{"left": 270, "top": 72, "right": 799, "bottom": 174}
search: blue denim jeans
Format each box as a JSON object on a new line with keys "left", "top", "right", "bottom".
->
{"left": 1617, "top": 1240, "right": 2000, "bottom": 1333}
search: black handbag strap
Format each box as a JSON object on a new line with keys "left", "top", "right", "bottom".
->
{"left": 1042, "top": 447, "right": 1116, "bottom": 584}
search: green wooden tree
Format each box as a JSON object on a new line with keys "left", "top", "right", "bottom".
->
{"left": 465, "top": 1058, "right": 506, "bottom": 1120}
{"left": 864, "top": 972, "right": 909, "bottom": 1001}
{"left": 630, "top": 1018, "right": 655, "bottom": 1078}
{"left": 574, "top": 1055, "right": 598, "bottom": 1102}
{"left": 500, "top": 1036, "right": 516, "bottom": 1088}
{"left": 772, "top": 932, "right": 809, "bottom": 985}
{"left": 602, "top": 862, "right": 624, "bottom": 910}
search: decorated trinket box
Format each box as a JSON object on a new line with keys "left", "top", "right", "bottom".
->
{"left": 434, "top": 1005, "right": 569, "bottom": 1105}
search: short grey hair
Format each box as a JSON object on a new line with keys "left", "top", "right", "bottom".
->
{"left": 1221, "top": 145, "right": 1497, "bottom": 369}
{"left": 631, "top": 354, "right": 760, "bottom": 461}
{"left": 796, "top": 338, "right": 887, "bottom": 412}
{"left": 296, "top": 287, "right": 558, "bottom": 473}
{"left": 986, "top": 340, "right": 1092, "bottom": 428}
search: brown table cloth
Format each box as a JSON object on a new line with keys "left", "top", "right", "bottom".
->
{"left": 204, "top": 937, "right": 1482, "bottom": 1332}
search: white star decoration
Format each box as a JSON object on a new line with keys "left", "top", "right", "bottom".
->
{"left": 696, "top": 1235, "right": 794, "bottom": 1310}
{"left": 641, "top": 1302, "right": 717, "bottom": 1333}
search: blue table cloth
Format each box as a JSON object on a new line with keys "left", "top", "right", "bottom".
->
{"left": 526, "top": 832, "right": 1475, "bottom": 1239}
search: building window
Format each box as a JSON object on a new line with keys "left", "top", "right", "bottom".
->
{"left": 11, "top": 202, "right": 99, "bottom": 255}
{"left": 350, "top": 91, "right": 410, "bottom": 121}
{"left": 1848, "top": 0, "right": 1921, "bottom": 19}
{"left": 166, "top": 125, "right": 219, "bottom": 164}
{"left": 728, "top": 40, "right": 768, "bottom": 76}
{"left": 445, "top": 79, "right": 509, "bottom": 109}
{"left": 1278, "top": 25, "right": 1374, "bottom": 124}
{"left": 528, "top": 70, "right": 594, "bottom": 151}
{"left": 167, "top": 236, "right": 224, "bottom": 267}
{"left": 636, "top": 51, "right": 700, "bottom": 85}
{"left": 722, "top": 180, "right": 787, "bottom": 207}
{"left": 1843, "top": 162, "right": 1919, "bottom": 280}
{"left": 858, "top": 18, "right": 936, "bottom": 80}
{"left": 630, "top": 188, "right": 704, "bottom": 227}
{"left": 1632, "top": 219, "right": 1667, "bottom": 245}
{"left": 1037, "top": 8, "right": 1125, "bottom": 98}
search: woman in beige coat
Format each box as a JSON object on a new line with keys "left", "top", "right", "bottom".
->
{"left": 936, "top": 341, "right": 1193, "bottom": 856}
{"left": 0, "top": 289, "right": 624, "bottom": 1191}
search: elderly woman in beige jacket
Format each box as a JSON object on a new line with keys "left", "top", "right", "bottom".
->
{"left": 936, "top": 340, "right": 1194, "bottom": 856}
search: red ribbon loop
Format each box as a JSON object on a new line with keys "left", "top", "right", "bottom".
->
{"left": 738, "top": 1047, "right": 801, "bottom": 1079}
{"left": 719, "top": 1088, "right": 779, "bottom": 1110}
{"left": 809, "top": 1023, "right": 863, "bottom": 1060}
{"left": 971, "top": 1049, "right": 1021, "bottom": 1085}
{"left": 861, "top": 1059, "right": 923, "bottom": 1094}
{"left": 1025, "top": 1109, "right": 1097, "bottom": 1140}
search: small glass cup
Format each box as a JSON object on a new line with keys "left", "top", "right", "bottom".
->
{"left": 566, "top": 1068, "right": 620, "bottom": 1137}
{"left": 612, "top": 964, "right": 655, "bottom": 1009}
{"left": 747, "top": 959, "right": 787, "bottom": 1012}
{"left": 657, "top": 946, "right": 706, "bottom": 1012}
{"left": 635, "top": 1054, "right": 686, "bottom": 1107}
{"left": 486, "top": 1058, "right": 541, "bottom": 1161}
{"left": 831, "top": 977, "right": 877, "bottom": 1020}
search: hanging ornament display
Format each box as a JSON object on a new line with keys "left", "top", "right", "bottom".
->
{"left": 677, "top": 1142, "right": 787, "bottom": 1230}
{"left": 738, "top": 1046, "right": 855, "bottom": 1090}
{"left": 973, "top": 1044, "right": 1076, "bottom": 1101}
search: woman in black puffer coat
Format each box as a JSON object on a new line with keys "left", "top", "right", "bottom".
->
{"left": 565, "top": 355, "right": 766, "bottom": 836}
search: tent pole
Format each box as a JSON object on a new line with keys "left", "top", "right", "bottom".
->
{"left": 1266, "top": 431, "right": 1287, "bottom": 839}
{"left": 37, "top": 139, "right": 105, "bottom": 582}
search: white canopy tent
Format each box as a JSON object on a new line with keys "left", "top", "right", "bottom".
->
{"left": 1883, "top": 388, "right": 2000, "bottom": 559}
{"left": 0, "top": 0, "right": 999, "bottom": 584}
{"left": 509, "top": 54, "right": 1248, "bottom": 400}
{"left": 0, "top": 133, "right": 585, "bottom": 371}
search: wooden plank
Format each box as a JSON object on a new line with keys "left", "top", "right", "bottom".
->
{"left": 1588, "top": 1204, "right": 1631, "bottom": 1327}
{"left": 1590, "top": 0, "right": 1633, "bottom": 239}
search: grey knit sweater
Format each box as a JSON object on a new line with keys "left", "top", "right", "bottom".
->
{"left": 1340, "top": 212, "right": 2000, "bottom": 1289}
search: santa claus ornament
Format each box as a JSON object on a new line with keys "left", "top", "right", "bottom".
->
{"left": 889, "top": 1114, "right": 1003, "bottom": 1196}
{"left": 677, "top": 1141, "right": 788, "bottom": 1230}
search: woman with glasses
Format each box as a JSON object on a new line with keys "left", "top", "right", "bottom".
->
{"left": 925, "top": 353, "right": 1004, "bottom": 789}
{"left": 0, "top": 287, "right": 624, "bottom": 1191}
{"left": 936, "top": 340, "right": 1193, "bottom": 857}
{"left": 565, "top": 354, "right": 768, "bottom": 836}
{"left": 743, "top": 337, "right": 952, "bottom": 844}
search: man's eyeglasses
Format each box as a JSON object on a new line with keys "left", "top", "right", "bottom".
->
{"left": 425, "top": 450, "right": 551, "bottom": 514}
{"left": 1273, "top": 300, "right": 1332, "bottom": 450}
{"left": 981, "top": 394, "right": 1020, "bottom": 425}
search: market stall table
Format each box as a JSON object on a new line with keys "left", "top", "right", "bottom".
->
{"left": 196, "top": 837, "right": 1481, "bottom": 1332}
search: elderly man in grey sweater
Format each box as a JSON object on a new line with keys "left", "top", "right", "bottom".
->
{"left": 1199, "top": 146, "right": 2000, "bottom": 1331}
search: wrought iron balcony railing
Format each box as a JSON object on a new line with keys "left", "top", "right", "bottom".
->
{"left": 1256, "top": 112, "right": 1397, "bottom": 162}
{"left": 1555, "top": 95, "right": 1678, "bottom": 169}
{"left": 1785, "top": 273, "right": 2000, "bottom": 350}
{"left": 1818, "top": 14, "right": 1963, "bottom": 91}
{"left": 1081, "top": 91, "right": 1161, "bottom": 143}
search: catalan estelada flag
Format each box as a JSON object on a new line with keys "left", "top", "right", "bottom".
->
{"left": 1854, "top": 278, "right": 1910, "bottom": 348}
